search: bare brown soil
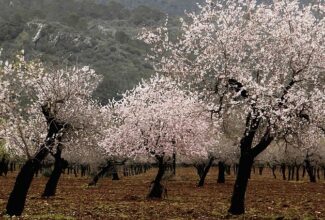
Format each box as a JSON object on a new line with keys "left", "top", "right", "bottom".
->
{"left": 0, "top": 167, "right": 324, "bottom": 219}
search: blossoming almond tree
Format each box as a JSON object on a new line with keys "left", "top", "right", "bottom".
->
{"left": 101, "top": 75, "right": 219, "bottom": 198}
{"left": 0, "top": 53, "right": 102, "bottom": 216}
{"left": 140, "top": 0, "right": 325, "bottom": 214}
{"left": 41, "top": 98, "right": 104, "bottom": 198}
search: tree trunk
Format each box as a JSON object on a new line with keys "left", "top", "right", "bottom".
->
{"left": 148, "top": 156, "right": 166, "bottom": 199}
{"left": 305, "top": 159, "right": 316, "bottom": 183}
{"left": 228, "top": 114, "right": 273, "bottom": 215}
{"left": 6, "top": 102, "right": 67, "bottom": 215}
{"left": 172, "top": 152, "right": 176, "bottom": 176}
{"left": 295, "top": 165, "right": 300, "bottom": 181}
{"left": 258, "top": 166, "right": 263, "bottom": 175}
{"left": 112, "top": 165, "right": 119, "bottom": 180}
{"left": 217, "top": 161, "right": 226, "bottom": 183}
{"left": 123, "top": 166, "right": 128, "bottom": 176}
{"left": 228, "top": 152, "right": 254, "bottom": 215}
{"left": 80, "top": 165, "right": 86, "bottom": 177}
{"left": 233, "top": 164, "right": 237, "bottom": 175}
{"left": 288, "top": 166, "right": 292, "bottom": 181}
{"left": 42, "top": 146, "right": 68, "bottom": 197}
{"left": 197, "top": 157, "right": 214, "bottom": 187}
{"left": 271, "top": 165, "right": 276, "bottom": 179}
{"left": 6, "top": 146, "right": 49, "bottom": 216}
{"left": 0, "top": 158, "right": 9, "bottom": 176}
{"left": 195, "top": 163, "right": 205, "bottom": 179}
{"left": 88, "top": 161, "right": 111, "bottom": 186}
{"left": 281, "top": 164, "right": 286, "bottom": 180}
{"left": 9, "top": 162, "right": 14, "bottom": 172}
{"left": 226, "top": 165, "right": 231, "bottom": 175}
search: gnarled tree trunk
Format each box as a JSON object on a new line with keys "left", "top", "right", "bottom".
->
{"left": 228, "top": 118, "right": 273, "bottom": 215}
{"left": 228, "top": 152, "right": 254, "bottom": 214}
{"left": 88, "top": 161, "right": 111, "bottom": 186}
{"left": 6, "top": 146, "right": 49, "bottom": 216}
{"left": 195, "top": 163, "right": 205, "bottom": 179}
{"left": 197, "top": 157, "right": 214, "bottom": 187}
{"left": 6, "top": 103, "right": 66, "bottom": 216}
{"left": 148, "top": 156, "right": 166, "bottom": 199}
{"left": 42, "top": 145, "right": 68, "bottom": 197}
{"left": 305, "top": 159, "right": 316, "bottom": 183}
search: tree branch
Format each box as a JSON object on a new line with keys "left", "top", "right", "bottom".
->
{"left": 251, "top": 127, "right": 274, "bottom": 157}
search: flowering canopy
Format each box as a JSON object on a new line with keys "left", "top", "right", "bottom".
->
{"left": 0, "top": 52, "right": 103, "bottom": 158}
{"left": 140, "top": 0, "right": 325, "bottom": 149}
{"left": 100, "top": 75, "right": 220, "bottom": 161}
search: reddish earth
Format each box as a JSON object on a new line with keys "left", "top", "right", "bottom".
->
{"left": 0, "top": 167, "right": 324, "bottom": 219}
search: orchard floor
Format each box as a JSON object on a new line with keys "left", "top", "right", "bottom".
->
{"left": 0, "top": 167, "right": 324, "bottom": 220}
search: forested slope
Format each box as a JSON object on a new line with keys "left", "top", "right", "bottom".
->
{"left": 0, "top": 0, "right": 170, "bottom": 102}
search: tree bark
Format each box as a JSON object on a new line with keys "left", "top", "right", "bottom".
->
{"left": 288, "top": 166, "right": 292, "bottom": 181}
{"left": 291, "top": 166, "right": 295, "bottom": 180}
{"left": 258, "top": 166, "right": 264, "bottom": 175}
{"left": 6, "top": 103, "right": 67, "bottom": 216}
{"left": 111, "top": 165, "right": 119, "bottom": 180}
{"left": 0, "top": 157, "right": 9, "bottom": 176}
{"left": 228, "top": 152, "right": 254, "bottom": 215}
{"left": 88, "top": 161, "right": 111, "bottom": 186}
{"left": 6, "top": 146, "right": 49, "bottom": 216}
{"left": 172, "top": 152, "right": 176, "bottom": 176}
{"left": 228, "top": 119, "right": 273, "bottom": 215}
{"left": 148, "top": 156, "right": 166, "bottom": 199}
{"left": 123, "top": 166, "right": 128, "bottom": 176}
{"left": 217, "top": 161, "right": 226, "bottom": 183}
{"left": 233, "top": 164, "right": 239, "bottom": 175}
{"left": 80, "top": 164, "right": 87, "bottom": 177}
{"left": 295, "top": 165, "right": 300, "bottom": 181}
{"left": 197, "top": 157, "right": 214, "bottom": 187}
{"left": 305, "top": 159, "right": 316, "bottom": 183}
{"left": 9, "top": 161, "right": 15, "bottom": 172}
{"left": 195, "top": 163, "right": 205, "bottom": 179}
{"left": 42, "top": 146, "right": 68, "bottom": 197}
{"left": 271, "top": 165, "right": 276, "bottom": 179}
{"left": 281, "top": 164, "right": 286, "bottom": 180}
{"left": 226, "top": 165, "right": 231, "bottom": 175}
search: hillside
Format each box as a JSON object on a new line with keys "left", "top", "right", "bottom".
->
{"left": 0, "top": 0, "right": 172, "bottom": 103}
{"left": 97, "top": 0, "right": 205, "bottom": 15}
{"left": 1, "top": 0, "right": 320, "bottom": 102}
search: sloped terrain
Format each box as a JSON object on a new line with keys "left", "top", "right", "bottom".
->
{"left": 0, "top": 0, "right": 170, "bottom": 102}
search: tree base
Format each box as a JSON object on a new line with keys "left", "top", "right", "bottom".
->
{"left": 228, "top": 205, "right": 245, "bottom": 215}
{"left": 147, "top": 182, "right": 167, "bottom": 199}
{"left": 6, "top": 160, "right": 36, "bottom": 216}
